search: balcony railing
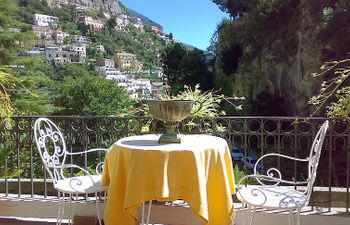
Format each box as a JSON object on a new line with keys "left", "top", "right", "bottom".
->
{"left": 0, "top": 116, "right": 349, "bottom": 212}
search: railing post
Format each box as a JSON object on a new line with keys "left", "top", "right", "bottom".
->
{"left": 346, "top": 120, "right": 350, "bottom": 213}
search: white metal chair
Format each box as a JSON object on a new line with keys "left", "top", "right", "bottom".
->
{"left": 33, "top": 118, "right": 108, "bottom": 225}
{"left": 236, "top": 120, "right": 329, "bottom": 225}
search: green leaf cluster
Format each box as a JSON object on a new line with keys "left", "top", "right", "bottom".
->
{"left": 316, "top": 0, "right": 350, "bottom": 57}
{"left": 54, "top": 73, "right": 133, "bottom": 116}
{"left": 161, "top": 43, "right": 214, "bottom": 95}
{"left": 309, "top": 58, "right": 350, "bottom": 119}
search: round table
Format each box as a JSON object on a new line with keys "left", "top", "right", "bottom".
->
{"left": 101, "top": 134, "right": 235, "bottom": 225}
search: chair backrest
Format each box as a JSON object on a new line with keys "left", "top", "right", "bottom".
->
{"left": 34, "top": 118, "right": 67, "bottom": 184}
{"left": 305, "top": 120, "right": 329, "bottom": 201}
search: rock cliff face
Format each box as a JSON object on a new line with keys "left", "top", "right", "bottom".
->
{"left": 215, "top": 0, "right": 329, "bottom": 116}
{"left": 46, "top": 0, "right": 122, "bottom": 15}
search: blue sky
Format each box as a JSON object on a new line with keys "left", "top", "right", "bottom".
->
{"left": 120, "top": 0, "right": 228, "bottom": 50}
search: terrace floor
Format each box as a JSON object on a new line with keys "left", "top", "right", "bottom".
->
{"left": 0, "top": 195, "right": 349, "bottom": 225}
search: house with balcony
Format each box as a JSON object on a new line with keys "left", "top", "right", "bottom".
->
{"left": 45, "top": 46, "right": 61, "bottom": 64}
{"left": 45, "top": 44, "right": 86, "bottom": 65}
{"left": 32, "top": 25, "right": 54, "bottom": 40}
{"left": 54, "top": 50, "right": 72, "bottom": 64}
{"left": 126, "top": 78, "right": 152, "bottom": 99}
{"left": 32, "top": 13, "right": 59, "bottom": 27}
{"left": 96, "top": 58, "right": 122, "bottom": 77}
{"left": 106, "top": 73, "right": 129, "bottom": 91}
{"left": 72, "top": 35, "right": 90, "bottom": 44}
{"left": 114, "top": 52, "right": 142, "bottom": 73}
{"left": 151, "top": 25, "right": 162, "bottom": 37}
{"left": 53, "top": 30, "right": 69, "bottom": 44}
{"left": 80, "top": 16, "right": 104, "bottom": 30}
{"left": 68, "top": 44, "right": 86, "bottom": 59}
{"left": 97, "top": 67, "right": 122, "bottom": 77}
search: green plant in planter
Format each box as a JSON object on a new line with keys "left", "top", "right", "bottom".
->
{"left": 137, "top": 84, "right": 244, "bottom": 134}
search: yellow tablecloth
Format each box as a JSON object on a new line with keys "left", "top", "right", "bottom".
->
{"left": 101, "top": 134, "right": 235, "bottom": 225}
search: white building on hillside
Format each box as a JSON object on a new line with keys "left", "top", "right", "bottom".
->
{"left": 115, "top": 14, "right": 129, "bottom": 30}
{"left": 80, "top": 16, "right": 104, "bottom": 30}
{"left": 73, "top": 35, "right": 90, "bottom": 44}
{"left": 33, "top": 14, "right": 59, "bottom": 27}
{"left": 127, "top": 79, "right": 152, "bottom": 99}
{"left": 133, "top": 18, "right": 144, "bottom": 31}
{"left": 69, "top": 44, "right": 86, "bottom": 58}
{"left": 97, "top": 67, "right": 121, "bottom": 76}
{"left": 45, "top": 46, "right": 60, "bottom": 64}
{"left": 96, "top": 44, "right": 106, "bottom": 54}
{"left": 54, "top": 30, "right": 69, "bottom": 44}
{"left": 96, "top": 58, "right": 124, "bottom": 78}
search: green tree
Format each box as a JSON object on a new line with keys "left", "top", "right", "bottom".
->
{"left": 54, "top": 74, "right": 133, "bottom": 115}
{"left": 310, "top": 57, "right": 350, "bottom": 119}
{"left": 180, "top": 48, "right": 214, "bottom": 91}
{"left": 86, "top": 44, "right": 103, "bottom": 59}
{"left": 0, "top": 0, "right": 34, "bottom": 119}
{"left": 143, "top": 51, "right": 156, "bottom": 74}
{"left": 53, "top": 63, "right": 95, "bottom": 81}
{"left": 161, "top": 43, "right": 188, "bottom": 94}
{"left": 0, "top": 69, "right": 14, "bottom": 122}
{"left": 211, "top": 0, "right": 258, "bottom": 18}
{"left": 0, "top": 0, "right": 35, "bottom": 177}
{"left": 10, "top": 57, "right": 55, "bottom": 115}
{"left": 106, "top": 16, "right": 117, "bottom": 31}
{"left": 18, "top": 0, "right": 52, "bottom": 23}
{"left": 161, "top": 44, "right": 215, "bottom": 94}
{"left": 0, "top": 0, "right": 33, "bottom": 65}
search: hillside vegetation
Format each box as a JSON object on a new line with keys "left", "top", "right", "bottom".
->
{"left": 1, "top": 0, "right": 217, "bottom": 117}
{"left": 211, "top": 0, "right": 350, "bottom": 116}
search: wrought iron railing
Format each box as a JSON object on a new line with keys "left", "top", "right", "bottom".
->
{"left": 0, "top": 116, "right": 349, "bottom": 212}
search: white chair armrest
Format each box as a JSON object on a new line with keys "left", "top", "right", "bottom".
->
{"left": 247, "top": 153, "right": 309, "bottom": 186}
{"left": 237, "top": 174, "right": 307, "bottom": 191}
{"left": 51, "top": 164, "right": 95, "bottom": 185}
{"left": 66, "top": 149, "right": 108, "bottom": 175}
{"left": 66, "top": 148, "right": 108, "bottom": 155}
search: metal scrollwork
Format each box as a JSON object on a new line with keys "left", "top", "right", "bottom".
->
{"left": 34, "top": 118, "right": 67, "bottom": 183}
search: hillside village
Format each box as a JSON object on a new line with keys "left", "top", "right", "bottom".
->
{"left": 16, "top": 0, "right": 178, "bottom": 99}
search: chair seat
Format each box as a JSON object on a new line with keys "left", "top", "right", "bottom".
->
{"left": 236, "top": 186, "right": 307, "bottom": 209}
{"left": 55, "top": 175, "right": 108, "bottom": 194}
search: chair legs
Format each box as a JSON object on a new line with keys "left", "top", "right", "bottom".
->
{"left": 288, "top": 209, "right": 301, "bottom": 225}
{"left": 56, "top": 192, "right": 74, "bottom": 225}
{"left": 95, "top": 192, "right": 102, "bottom": 225}
{"left": 241, "top": 203, "right": 256, "bottom": 225}
{"left": 57, "top": 192, "right": 64, "bottom": 225}
{"left": 140, "top": 200, "right": 152, "bottom": 225}
{"left": 56, "top": 191, "right": 106, "bottom": 225}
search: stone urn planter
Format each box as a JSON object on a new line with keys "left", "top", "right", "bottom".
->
{"left": 146, "top": 99, "right": 194, "bottom": 144}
